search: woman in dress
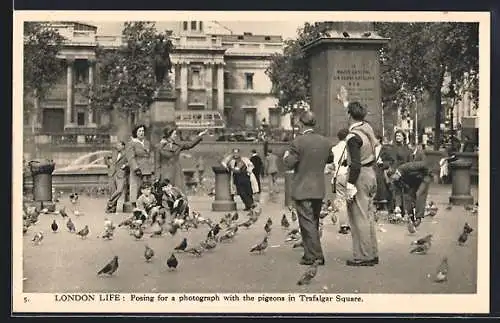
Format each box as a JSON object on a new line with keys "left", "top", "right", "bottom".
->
{"left": 155, "top": 122, "right": 207, "bottom": 193}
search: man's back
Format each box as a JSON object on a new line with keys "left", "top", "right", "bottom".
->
{"left": 283, "top": 132, "right": 333, "bottom": 200}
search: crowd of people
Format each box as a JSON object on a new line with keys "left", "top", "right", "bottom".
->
{"left": 103, "top": 122, "right": 280, "bottom": 224}
{"left": 283, "top": 101, "right": 436, "bottom": 267}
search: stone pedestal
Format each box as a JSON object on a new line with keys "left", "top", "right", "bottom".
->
{"left": 449, "top": 159, "right": 474, "bottom": 205}
{"left": 284, "top": 170, "right": 294, "bottom": 208}
{"left": 212, "top": 165, "right": 237, "bottom": 212}
{"left": 29, "top": 159, "right": 56, "bottom": 202}
{"left": 302, "top": 22, "right": 389, "bottom": 138}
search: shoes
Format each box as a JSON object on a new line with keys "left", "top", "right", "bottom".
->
{"left": 300, "top": 257, "right": 325, "bottom": 266}
{"left": 346, "top": 258, "right": 377, "bottom": 266}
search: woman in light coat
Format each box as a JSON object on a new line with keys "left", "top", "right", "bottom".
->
{"left": 155, "top": 123, "right": 207, "bottom": 193}
{"left": 126, "top": 124, "right": 154, "bottom": 206}
{"left": 221, "top": 148, "right": 259, "bottom": 211}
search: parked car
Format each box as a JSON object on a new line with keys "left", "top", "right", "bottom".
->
{"left": 216, "top": 131, "right": 258, "bottom": 142}
{"left": 53, "top": 150, "right": 193, "bottom": 174}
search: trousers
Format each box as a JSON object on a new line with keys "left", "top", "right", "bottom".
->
{"left": 107, "top": 174, "right": 126, "bottom": 211}
{"left": 295, "top": 199, "right": 324, "bottom": 261}
{"left": 234, "top": 173, "right": 254, "bottom": 209}
{"left": 404, "top": 176, "right": 431, "bottom": 219}
{"left": 347, "top": 166, "right": 378, "bottom": 261}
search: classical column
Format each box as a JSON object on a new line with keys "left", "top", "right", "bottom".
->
{"left": 205, "top": 62, "right": 213, "bottom": 110}
{"left": 87, "top": 58, "right": 96, "bottom": 127}
{"left": 180, "top": 62, "right": 188, "bottom": 110}
{"left": 65, "top": 57, "right": 75, "bottom": 127}
{"left": 217, "top": 63, "right": 224, "bottom": 111}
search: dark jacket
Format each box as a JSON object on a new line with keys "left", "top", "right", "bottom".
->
{"left": 397, "top": 161, "right": 432, "bottom": 189}
{"left": 283, "top": 129, "right": 333, "bottom": 200}
{"left": 250, "top": 154, "right": 264, "bottom": 177}
{"left": 107, "top": 150, "right": 128, "bottom": 179}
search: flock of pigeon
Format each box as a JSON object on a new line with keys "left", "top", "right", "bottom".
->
{"left": 22, "top": 188, "right": 479, "bottom": 288}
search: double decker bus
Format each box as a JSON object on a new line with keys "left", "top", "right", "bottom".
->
{"left": 174, "top": 110, "right": 226, "bottom": 141}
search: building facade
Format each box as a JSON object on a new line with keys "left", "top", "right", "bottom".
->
{"left": 24, "top": 21, "right": 290, "bottom": 145}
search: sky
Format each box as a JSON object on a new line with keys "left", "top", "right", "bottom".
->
{"left": 83, "top": 21, "right": 307, "bottom": 40}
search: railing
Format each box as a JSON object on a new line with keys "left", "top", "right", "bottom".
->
{"left": 33, "top": 133, "right": 112, "bottom": 146}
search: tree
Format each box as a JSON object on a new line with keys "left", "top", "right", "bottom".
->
{"left": 23, "top": 22, "right": 65, "bottom": 154}
{"left": 88, "top": 22, "right": 174, "bottom": 142}
{"left": 266, "top": 21, "right": 478, "bottom": 149}
{"left": 265, "top": 22, "right": 331, "bottom": 115}
{"left": 374, "top": 22, "right": 479, "bottom": 149}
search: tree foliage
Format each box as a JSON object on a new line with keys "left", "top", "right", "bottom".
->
{"left": 89, "top": 21, "right": 174, "bottom": 114}
{"left": 265, "top": 22, "right": 331, "bottom": 114}
{"left": 23, "top": 22, "right": 65, "bottom": 101}
{"left": 266, "top": 21, "right": 479, "bottom": 148}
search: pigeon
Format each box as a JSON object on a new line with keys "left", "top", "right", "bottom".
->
{"left": 342, "top": 31, "right": 350, "bottom": 37}
{"left": 411, "top": 234, "right": 433, "bottom": 246}
{"left": 133, "top": 227, "right": 144, "bottom": 240}
{"left": 218, "top": 229, "right": 236, "bottom": 242}
{"left": 66, "top": 218, "right": 76, "bottom": 233}
{"left": 434, "top": 257, "right": 448, "bottom": 283}
{"left": 292, "top": 240, "right": 304, "bottom": 248}
{"left": 281, "top": 214, "right": 290, "bottom": 229}
{"left": 150, "top": 222, "right": 163, "bottom": 237}
{"left": 59, "top": 207, "right": 68, "bottom": 218}
{"left": 266, "top": 217, "right": 273, "bottom": 226}
{"left": 238, "top": 219, "right": 254, "bottom": 229}
{"left": 286, "top": 228, "right": 300, "bottom": 237}
{"left": 23, "top": 225, "right": 28, "bottom": 235}
{"left": 97, "top": 256, "right": 119, "bottom": 276}
{"left": 457, "top": 230, "right": 469, "bottom": 246}
{"left": 174, "top": 238, "right": 188, "bottom": 251}
{"left": 231, "top": 212, "right": 239, "bottom": 222}
{"left": 32, "top": 231, "right": 44, "bottom": 245}
{"left": 184, "top": 247, "right": 204, "bottom": 257}
{"left": 101, "top": 229, "right": 114, "bottom": 240}
{"left": 297, "top": 262, "right": 319, "bottom": 285}
{"left": 207, "top": 224, "right": 221, "bottom": 238}
{"left": 445, "top": 203, "right": 452, "bottom": 211}
{"left": 201, "top": 238, "right": 217, "bottom": 250}
{"left": 51, "top": 220, "right": 58, "bottom": 233}
{"left": 76, "top": 225, "right": 89, "bottom": 239}
{"left": 69, "top": 192, "right": 79, "bottom": 204}
{"left": 410, "top": 234, "right": 432, "bottom": 254}
{"left": 168, "top": 223, "right": 179, "bottom": 236}
{"left": 464, "top": 204, "right": 474, "bottom": 211}
{"left": 166, "top": 253, "right": 178, "bottom": 270}
{"left": 264, "top": 222, "right": 272, "bottom": 234}
{"left": 250, "top": 236, "right": 268, "bottom": 254}
{"left": 407, "top": 219, "right": 417, "bottom": 234}
{"left": 464, "top": 222, "right": 474, "bottom": 234}
{"left": 144, "top": 245, "right": 155, "bottom": 262}
{"left": 290, "top": 207, "right": 298, "bottom": 222}
{"left": 118, "top": 216, "right": 135, "bottom": 228}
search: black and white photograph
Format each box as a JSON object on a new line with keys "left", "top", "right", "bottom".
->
{"left": 13, "top": 11, "right": 490, "bottom": 314}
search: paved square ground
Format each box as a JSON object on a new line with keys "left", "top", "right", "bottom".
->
{"left": 22, "top": 184, "right": 479, "bottom": 294}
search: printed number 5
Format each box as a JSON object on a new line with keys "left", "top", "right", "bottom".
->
{"left": 24, "top": 297, "right": 29, "bottom": 303}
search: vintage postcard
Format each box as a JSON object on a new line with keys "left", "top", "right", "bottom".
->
{"left": 12, "top": 10, "right": 490, "bottom": 314}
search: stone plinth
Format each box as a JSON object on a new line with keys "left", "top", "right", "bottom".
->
{"left": 29, "top": 159, "right": 56, "bottom": 202}
{"left": 302, "top": 23, "right": 389, "bottom": 138}
{"left": 449, "top": 159, "right": 474, "bottom": 205}
{"left": 212, "top": 165, "right": 237, "bottom": 212}
{"left": 284, "top": 170, "right": 294, "bottom": 208}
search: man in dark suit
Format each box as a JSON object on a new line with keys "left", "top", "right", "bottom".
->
{"left": 249, "top": 149, "right": 264, "bottom": 194}
{"left": 106, "top": 141, "right": 129, "bottom": 213}
{"left": 283, "top": 110, "right": 334, "bottom": 266}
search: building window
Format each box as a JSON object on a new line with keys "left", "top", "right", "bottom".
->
{"left": 269, "top": 108, "right": 281, "bottom": 128}
{"left": 74, "top": 60, "right": 88, "bottom": 84}
{"left": 244, "top": 109, "right": 256, "bottom": 128}
{"left": 265, "top": 36, "right": 271, "bottom": 41}
{"left": 237, "top": 35, "right": 244, "bottom": 40}
{"left": 199, "top": 21, "right": 203, "bottom": 31}
{"left": 77, "top": 112, "right": 85, "bottom": 126}
{"left": 191, "top": 68, "right": 201, "bottom": 87}
{"left": 245, "top": 73, "right": 254, "bottom": 90}
{"left": 183, "top": 22, "right": 188, "bottom": 30}
{"left": 191, "top": 21, "right": 197, "bottom": 30}
{"left": 223, "top": 72, "right": 229, "bottom": 89}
